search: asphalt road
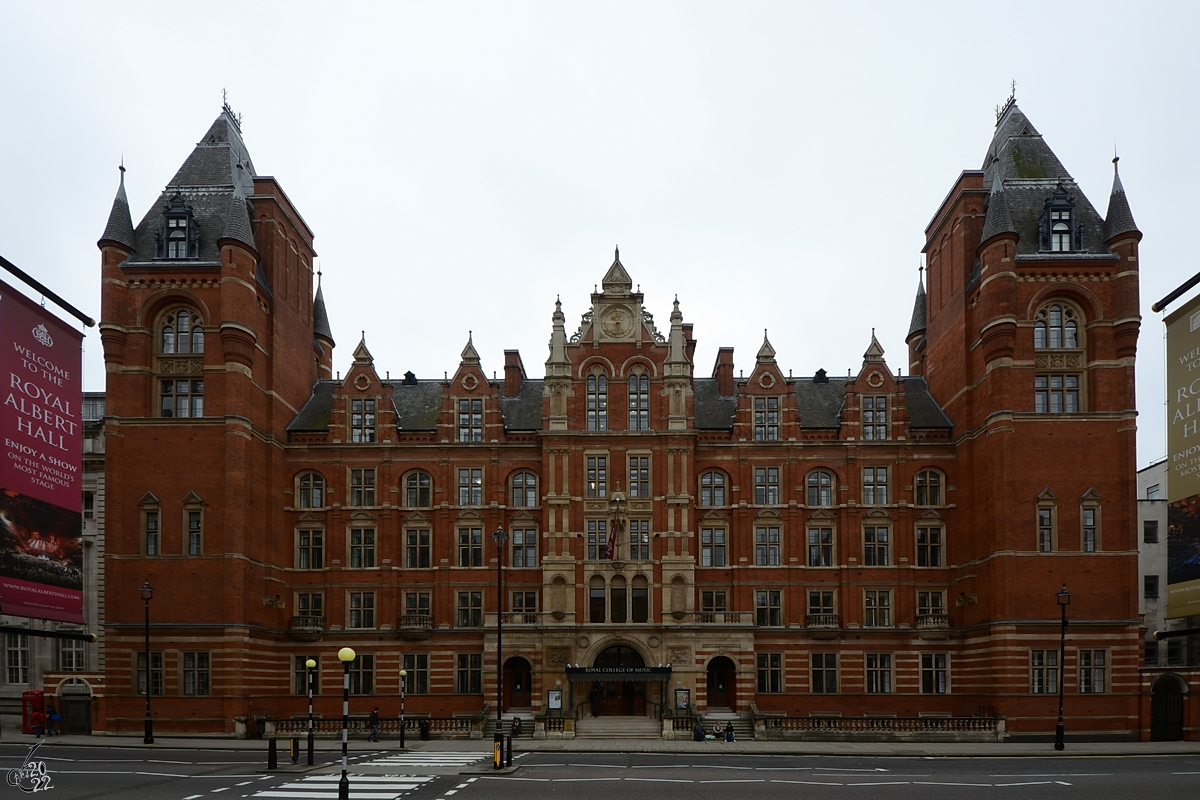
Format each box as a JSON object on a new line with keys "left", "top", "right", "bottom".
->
{"left": 482, "top": 752, "right": 1200, "bottom": 800}
{"left": 4, "top": 745, "right": 1199, "bottom": 800}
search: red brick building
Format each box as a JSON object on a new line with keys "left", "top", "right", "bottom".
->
{"left": 95, "top": 99, "right": 1146, "bottom": 739}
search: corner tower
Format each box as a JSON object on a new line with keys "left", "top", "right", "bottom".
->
{"left": 96, "top": 107, "right": 323, "bottom": 734}
{"left": 920, "top": 99, "right": 1141, "bottom": 737}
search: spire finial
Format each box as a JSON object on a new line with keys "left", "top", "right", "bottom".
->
{"left": 615, "top": 244, "right": 620, "bottom": 261}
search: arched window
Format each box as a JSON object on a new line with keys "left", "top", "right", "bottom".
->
{"left": 914, "top": 469, "right": 943, "bottom": 506}
{"left": 298, "top": 472, "right": 325, "bottom": 509}
{"left": 1034, "top": 304, "right": 1079, "bottom": 349}
{"left": 586, "top": 369, "right": 608, "bottom": 431}
{"left": 699, "top": 470, "right": 727, "bottom": 507}
{"left": 405, "top": 471, "right": 432, "bottom": 508}
{"left": 807, "top": 469, "right": 835, "bottom": 506}
{"left": 628, "top": 371, "right": 649, "bottom": 430}
{"left": 160, "top": 309, "right": 205, "bottom": 354}
{"left": 511, "top": 471, "right": 538, "bottom": 507}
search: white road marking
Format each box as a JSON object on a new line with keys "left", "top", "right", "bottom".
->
{"left": 551, "top": 777, "right": 623, "bottom": 782}
{"left": 697, "top": 779, "right": 765, "bottom": 783}
{"left": 772, "top": 780, "right": 845, "bottom": 786}
{"left": 625, "top": 778, "right": 693, "bottom": 783}
{"left": 184, "top": 796, "right": 203, "bottom": 799}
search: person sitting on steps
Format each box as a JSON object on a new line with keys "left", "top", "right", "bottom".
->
{"left": 510, "top": 716, "right": 522, "bottom": 737}
{"left": 711, "top": 720, "right": 724, "bottom": 740}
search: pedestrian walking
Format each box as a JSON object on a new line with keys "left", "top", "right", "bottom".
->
{"left": 30, "top": 708, "right": 44, "bottom": 738}
{"left": 368, "top": 706, "right": 380, "bottom": 742}
{"left": 46, "top": 704, "right": 61, "bottom": 736}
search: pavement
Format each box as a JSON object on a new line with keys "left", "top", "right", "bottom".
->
{"left": 6, "top": 732, "right": 1199, "bottom": 758}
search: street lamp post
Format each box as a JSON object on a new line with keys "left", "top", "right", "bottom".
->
{"left": 306, "top": 658, "right": 317, "bottom": 766}
{"left": 1054, "top": 585, "right": 1071, "bottom": 751}
{"left": 337, "top": 647, "right": 356, "bottom": 800}
{"left": 490, "top": 526, "right": 508, "bottom": 768}
{"left": 140, "top": 581, "right": 154, "bottom": 745}
{"left": 399, "top": 668, "right": 408, "bottom": 748}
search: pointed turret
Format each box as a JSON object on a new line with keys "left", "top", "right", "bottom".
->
{"left": 601, "top": 245, "right": 633, "bottom": 295}
{"left": 756, "top": 329, "right": 777, "bottom": 364}
{"left": 980, "top": 161, "right": 1017, "bottom": 244}
{"left": 313, "top": 281, "right": 335, "bottom": 347}
{"left": 546, "top": 297, "right": 569, "bottom": 373}
{"left": 1103, "top": 156, "right": 1140, "bottom": 243}
{"left": 906, "top": 272, "right": 927, "bottom": 343}
{"left": 665, "top": 296, "right": 690, "bottom": 372}
{"left": 460, "top": 332, "right": 481, "bottom": 367}
{"left": 220, "top": 194, "right": 257, "bottom": 252}
{"left": 99, "top": 166, "right": 136, "bottom": 250}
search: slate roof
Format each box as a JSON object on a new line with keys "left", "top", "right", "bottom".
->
{"left": 391, "top": 381, "right": 445, "bottom": 431}
{"left": 500, "top": 379, "right": 545, "bottom": 431}
{"left": 124, "top": 111, "right": 259, "bottom": 264}
{"left": 795, "top": 378, "right": 847, "bottom": 429}
{"left": 979, "top": 177, "right": 1017, "bottom": 243}
{"left": 285, "top": 374, "right": 953, "bottom": 435}
{"left": 99, "top": 170, "right": 136, "bottom": 249}
{"left": 1103, "top": 163, "right": 1139, "bottom": 241}
{"left": 906, "top": 278, "right": 926, "bottom": 340}
{"left": 313, "top": 284, "right": 335, "bottom": 344}
{"left": 980, "top": 104, "right": 1109, "bottom": 256}
{"left": 287, "top": 381, "right": 337, "bottom": 432}
{"left": 902, "top": 376, "right": 954, "bottom": 429}
{"left": 693, "top": 378, "right": 737, "bottom": 430}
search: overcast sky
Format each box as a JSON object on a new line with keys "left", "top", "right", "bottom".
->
{"left": 2, "top": 1, "right": 1196, "bottom": 469}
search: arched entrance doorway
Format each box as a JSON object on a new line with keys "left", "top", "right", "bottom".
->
{"left": 1151, "top": 674, "right": 1185, "bottom": 741}
{"left": 707, "top": 656, "right": 736, "bottom": 710}
{"left": 591, "top": 645, "right": 646, "bottom": 716}
{"left": 503, "top": 657, "right": 532, "bottom": 711}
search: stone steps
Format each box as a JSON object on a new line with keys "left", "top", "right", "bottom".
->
{"left": 575, "top": 716, "right": 662, "bottom": 739}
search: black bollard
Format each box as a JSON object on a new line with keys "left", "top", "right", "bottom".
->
{"left": 290, "top": 738, "right": 299, "bottom": 764}
{"left": 268, "top": 736, "right": 278, "bottom": 770}
{"left": 505, "top": 734, "right": 513, "bottom": 767}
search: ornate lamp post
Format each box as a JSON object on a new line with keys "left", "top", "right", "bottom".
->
{"left": 337, "top": 647, "right": 356, "bottom": 800}
{"left": 399, "top": 668, "right": 408, "bottom": 748}
{"left": 490, "top": 526, "right": 508, "bottom": 768}
{"left": 1054, "top": 585, "right": 1071, "bottom": 751}
{"left": 140, "top": 581, "right": 154, "bottom": 745}
{"left": 306, "top": 658, "right": 317, "bottom": 766}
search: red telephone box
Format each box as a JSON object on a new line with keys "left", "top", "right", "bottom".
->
{"left": 21, "top": 690, "right": 45, "bottom": 735}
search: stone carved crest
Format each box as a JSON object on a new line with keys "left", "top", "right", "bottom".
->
{"left": 548, "top": 647, "right": 571, "bottom": 665}
{"left": 668, "top": 647, "right": 690, "bottom": 665}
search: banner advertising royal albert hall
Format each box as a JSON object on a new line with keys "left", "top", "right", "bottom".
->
{"left": 0, "top": 279, "right": 84, "bottom": 623}
{"left": 1166, "top": 291, "right": 1200, "bottom": 619}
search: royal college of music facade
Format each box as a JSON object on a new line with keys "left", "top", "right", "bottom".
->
{"left": 93, "top": 98, "right": 1148, "bottom": 739}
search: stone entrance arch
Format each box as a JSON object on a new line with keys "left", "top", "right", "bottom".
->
{"left": 590, "top": 644, "right": 647, "bottom": 716}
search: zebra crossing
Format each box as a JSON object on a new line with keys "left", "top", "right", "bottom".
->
{"left": 253, "top": 774, "right": 433, "bottom": 799}
{"left": 362, "top": 751, "right": 488, "bottom": 768}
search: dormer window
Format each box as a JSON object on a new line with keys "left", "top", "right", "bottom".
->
{"left": 1038, "top": 183, "right": 1081, "bottom": 253}
{"left": 156, "top": 193, "right": 200, "bottom": 259}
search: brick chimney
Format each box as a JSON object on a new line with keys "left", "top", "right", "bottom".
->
{"left": 504, "top": 350, "right": 526, "bottom": 396}
{"left": 713, "top": 347, "right": 735, "bottom": 396}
